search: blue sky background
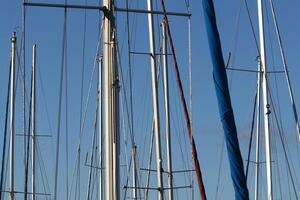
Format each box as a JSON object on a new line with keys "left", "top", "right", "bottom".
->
{"left": 1, "top": 0, "right": 300, "bottom": 199}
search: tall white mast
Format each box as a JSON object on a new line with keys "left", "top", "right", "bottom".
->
{"left": 103, "top": 0, "right": 120, "bottom": 199}
{"left": 257, "top": 0, "right": 273, "bottom": 199}
{"left": 31, "top": 44, "right": 37, "bottom": 200}
{"left": 132, "top": 146, "right": 138, "bottom": 200}
{"left": 9, "top": 32, "right": 16, "bottom": 200}
{"left": 147, "top": 0, "right": 164, "bottom": 199}
{"left": 162, "top": 20, "right": 173, "bottom": 200}
{"left": 254, "top": 58, "right": 262, "bottom": 200}
{"left": 98, "top": 55, "right": 103, "bottom": 200}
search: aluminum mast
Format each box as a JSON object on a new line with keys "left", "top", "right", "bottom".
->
{"left": 103, "top": 0, "right": 120, "bottom": 199}
{"left": 9, "top": 32, "right": 16, "bottom": 200}
{"left": 147, "top": 0, "right": 164, "bottom": 199}
{"left": 31, "top": 44, "right": 37, "bottom": 200}
{"left": 255, "top": 58, "right": 262, "bottom": 200}
{"left": 162, "top": 20, "right": 173, "bottom": 200}
{"left": 257, "top": 0, "right": 273, "bottom": 199}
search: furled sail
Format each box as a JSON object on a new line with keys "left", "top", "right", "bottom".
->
{"left": 201, "top": 0, "right": 249, "bottom": 199}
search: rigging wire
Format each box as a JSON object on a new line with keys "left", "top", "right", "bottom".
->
{"left": 116, "top": 37, "right": 139, "bottom": 200}
{"left": 21, "top": 1, "right": 28, "bottom": 199}
{"left": 24, "top": 61, "right": 32, "bottom": 200}
{"left": 214, "top": 137, "right": 224, "bottom": 200}
{"left": 54, "top": 0, "right": 68, "bottom": 198}
{"left": 86, "top": 108, "right": 98, "bottom": 200}
{"left": 270, "top": 0, "right": 300, "bottom": 173}
{"left": 125, "top": 0, "right": 141, "bottom": 198}
{"left": 267, "top": 83, "right": 299, "bottom": 199}
{"left": 36, "top": 141, "right": 51, "bottom": 199}
{"left": 245, "top": 92, "right": 257, "bottom": 179}
{"left": 68, "top": 14, "right": 103, "bottom": 200}
{"left": 264, "top": 2, "right": 284, "bottom": 198}
{"left": 0, "top": 61, "right": 11, "bottom": 200}
{"left": 269, "top": 115, "right": 283, "bottom": 199}
{"left": 240, "top": 0, "right": 260, "bottom": 54}
{"left": 64, "top": 23, "right": 70, "bottom": 200}
{"left": 268, "top": 0, "right": 300, "bottom": 163}
{"left": 158, "top": 0, "right": 207, "bottom": 198}
{"left": 75, "top": 0, "right": 88, "bottom": 198}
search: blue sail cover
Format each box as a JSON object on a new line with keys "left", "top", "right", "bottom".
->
{"left": 202, "top": 0, "right": 249, "bottom": 199}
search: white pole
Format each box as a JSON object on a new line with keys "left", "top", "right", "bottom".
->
{"left": 103, "top": 0, "right": 120, "bottom": 199}
{"left": 147, "top": 0, "right": 164, "bottom": 199}
{"left": 132, "top": 146, "right": 137, "bottom": 200}
{"left": 255, "top": 57, "right": 262, "bottom": 200}
{"left": 98, "top": 55, "right": 103, "bottom": 200}
{"left": 9, "top": 32, "right": 16, "bottom": 200}
{"left": 162, "top": 20, "right": 173, "bottom": 200}
{"left": 31, "top": 44, "right": 37, "bottom": 200}
{"left": 257, "top": 0, "right": 273, "bottom": 199}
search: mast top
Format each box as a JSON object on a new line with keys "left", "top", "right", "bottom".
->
{"left": 11, "top": 32, "right": 16, "bottom": 42}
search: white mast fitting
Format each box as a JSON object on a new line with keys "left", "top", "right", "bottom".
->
{"left": 9, "top": 32, "right": 16, "bottom": 200}
{"left": 162, "top": 20, "right": 173, "bottom": 200}
{"left": 103, "top": 0, "right": 120, "bottom": 199}
{"left": 31, "top": 44, "right": 37, "bottom": 200}
{"left": 257, "top": 0, "right": 273, "bottom": 199}
{"left": 147, "top": 0, "right": 164, "bottom": 199}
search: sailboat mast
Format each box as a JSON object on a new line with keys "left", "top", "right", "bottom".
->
{"left": 132, "top": 146, "right": 138, "bottom": 200}
{"left": 31, "top": 44, "right": 37, "bottom": 200}
{"left": 257, "top": 0, "right": 273, "bottom": 199}
{"left": 147, "top": 0, "right": 164, "bottom": 199}
{"left": 254, "top": 57, "right": 262, "bottom": 200}
{"left": 103, "top": 0, "right": 120, "bottom": 199}
{"left": 98, "top": 55, "right": 103, "bottom": 200}
{"left": 162, "top": 20, "right": 173, "bottom": 200}
{"left": 9, "top": 32, "right": 16, "bottom": 200}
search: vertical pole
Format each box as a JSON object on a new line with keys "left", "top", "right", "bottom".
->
{"left": 132, "top": 146, "right": 137, "bottom": 200}
{"left": 257, "top": 0, "right": 273, "bottom": 199}
{"left": 31, "top": 44, "right": 37, "bottom": 200}
{"left": 255, "top": 57, "right": 262, "bottom": 200}
{"left": 103, "top": 0, "right": 120, "bottom": 199}
{"left": 147, "top": 0, "right": 164, "bottom": 199}
{"left": 162, "top": 20, "right": 173, "bottom": 200}
{"left": 9, "top": 32, "right": 16, "bottom": 200}
{"left": 98, "top": 55, "right": 103, "bottom": 200}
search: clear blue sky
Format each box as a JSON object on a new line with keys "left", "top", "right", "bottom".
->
{"left": 1, "top": 0, "right": 300, "bottom": 199}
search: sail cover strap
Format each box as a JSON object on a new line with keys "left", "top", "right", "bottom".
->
{"left": 202, "top": 0, "right": 249, "bottom": 199}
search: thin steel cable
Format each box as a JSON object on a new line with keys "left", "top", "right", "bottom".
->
{"left": 24, "top": 63, "right": 32, "bottom": 200}
{"left": 0, "top": 61, "right": 11, "bottom": 200}
{"left": 269, "top": 0, "right": 300, "bottom": 165}
{"left": 54, "top": 2, "right": 68, "bottom": 199}
{"left": 76, "top": 1, "right": 87, "bottom": 198}
{"left": 158, "top": 0, "right": 207, "bottom": 198}
{"left": 245, "top": 92, "right": 257, "bottom": 179}
{"left": 240, "top": 0, "right": 260, "bottom": 53}
{"left": 64, "top": 29, "right": 70, "bottom": 200}
{"left": 21, "top": 1, "right": 28, "bottom": 199}
{"left": 268, "top": 84, "right": 299, "bottom": 199}
{"left": 214, "top": 138, "right": 224, "bottom": 200}
{"left": 264, "top": 3, "right": 284, "bottom": 198}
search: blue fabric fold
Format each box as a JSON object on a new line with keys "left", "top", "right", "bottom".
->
{"left": 202, "top": 0, "right": 250, "bottom": 199}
